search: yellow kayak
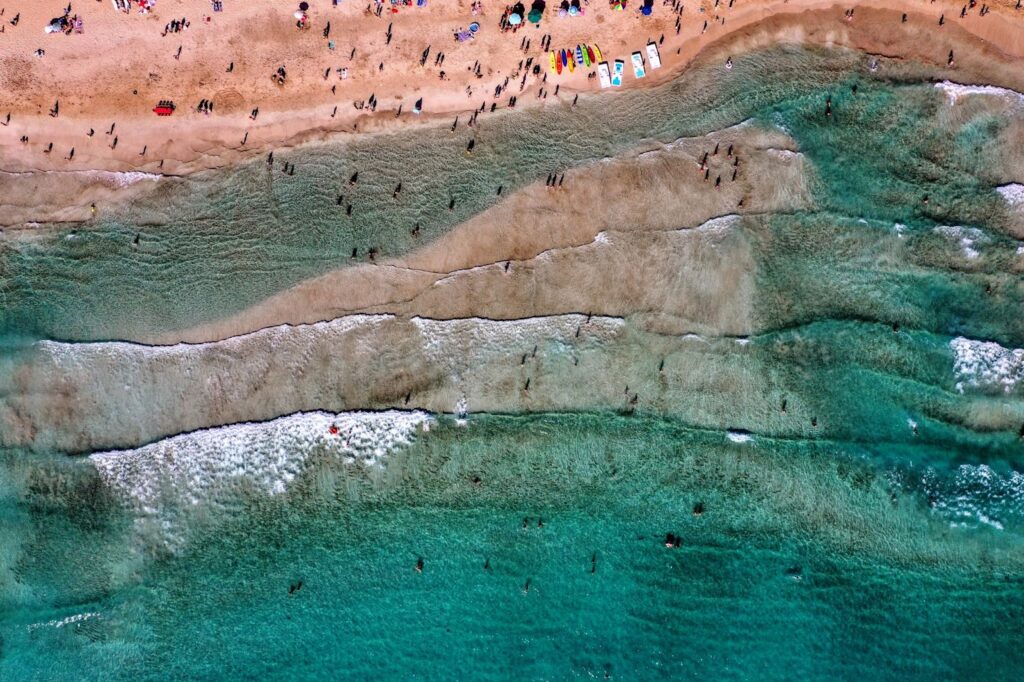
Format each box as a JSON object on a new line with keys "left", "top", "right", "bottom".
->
{"left": 593, "top": 44, "right": 604, "bottom": 62}
{"left": 549, "top": 51, "right": 557, "bottom": 73}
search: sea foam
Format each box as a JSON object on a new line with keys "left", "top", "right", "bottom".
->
{"left": 950, "top": 337, "right": 1024, "bottom": 394}
{"left": 933, "top": 225, "right": 987, "bottom": 259}
{"left": 996, "top": 183, "right": 1024, "bottom": 209}
{"left": 90, "top": 410, "right": 432, "bottom": 516}
{"left": 935, "top": 81, "right": 1024, "bottom": 106}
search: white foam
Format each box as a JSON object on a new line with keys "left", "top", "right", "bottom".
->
{"left": 410, "top": 314, "right": 625, "bottom": 365}
{"left": 766, "top": 148, "right": 801, "bottom": 160}
{"left": 935, "top": 81, "right": 1024, "bottom": 106}
{"left": 950, "top": 337, "right": 1024, "bottom": 394}
{"left": 726, "top": 431, "right": 753, "bottom": 443}
{"left": 91, "top": 410, "right": 432, "bottom": 516}
{"left": 689, "top": 214, "right": 741, "bottom": 236}
{"left": 37, "top": 314, "right": 393, "bottom": 362}
{"left": 996, "top": 183, "right": 1024, "bottom": 208}
{"left": 934, "top": 225, "right": 987, "bottom": 259}
{"left": 924, "top": 464, "right": 1024, "bottom": 532}
{"left": 83, "top": 170, "right": 163, "bottom": 187}
{"left": 27, "top": 612, "right": 101, "bottom": 632}
{"left": 593, "top": 231, "right": 612, "bottom": 245}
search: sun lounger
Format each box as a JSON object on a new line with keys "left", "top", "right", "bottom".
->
{"left": 631, "top": 51, "right": 646, "bottom": 79}
{"left": 611, "top": 59, "right": 624, "bottom": 87}
{"left": 646, "top": 42, "right": 661, "bottom": 69}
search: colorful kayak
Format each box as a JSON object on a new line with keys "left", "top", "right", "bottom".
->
{"left": 556, "top": 51, "right": 563, "bottom": 74}
{"left": 586, "top": 45, "right": 596, "bottom": 64}
{"left": 550, "top": 51, "right": 557, "bottom": 73}
{"left": 582, "top": 45, "right": 591, "bottom": 68}
{"left": 561, "top": 49, "right": 567, "bottom": 68}
{"left": 568, "top": 52, "right": 575, "bottom": 72}
{"left": 593, "top": 44, "right": 603, "bottom": 61}
{"left": 575, "top": 45, "right": 585, "bottom": 68}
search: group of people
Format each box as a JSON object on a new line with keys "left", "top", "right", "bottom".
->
{"left": 44, "top": 9, "right": 83, "bottom": 35}
{"left": 161, "top": 17, "right": 190, "bottom": 35}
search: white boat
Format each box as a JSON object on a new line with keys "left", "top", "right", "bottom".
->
{"left": 631, "top": 51, "right": 646, "bottom": 79}
{"left": 646, "top": 42, "right": 662, "bottom": 69}
{"left": 597, "top": 62, "right": 611, "bottom": 89}
{"left": 611, "top": 60, "right": 625, "bottom": 87}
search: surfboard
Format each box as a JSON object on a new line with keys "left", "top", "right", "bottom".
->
{"left": 575, "top": 45, "right": 585, "bottom": 68}
{"left": 556, "top": 51, "right": 563, "bottom": 74}
{"left": 582, "top": 45, "right": 591, "bottom": 68}
{"left": 561, "top": 49, "right": 568, "bottom": 68}
{"left": 593, "top": 44, "right": 603, "bottom": 61}
{"left": 550, "top": 51, "right": 557, "bottom": 73}
{"left": 568, "top": 52, "right": 575, "bottom": 72}
{"left": 586, "top": 45, "right": 596, "bottom": 65}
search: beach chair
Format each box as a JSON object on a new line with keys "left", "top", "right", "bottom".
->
{"left": 645, "top": 42, "right": 661, "bottom": 69}
{"left": 631, "top": 51, "right": 646, "bottom": 78}
{"left": 611, "top": 59, "right": 624, "bottom": 87}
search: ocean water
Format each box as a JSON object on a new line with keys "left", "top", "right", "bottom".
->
{"left": 1, "top": 44, "right": 1024, "bottom": 680}
{"left": 2, "top": 415, "right": 1023, "bottom": 681}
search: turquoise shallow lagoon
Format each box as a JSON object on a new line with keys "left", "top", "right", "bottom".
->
{"left": 1, "top": 45, "right": 1023, "bottom": 680}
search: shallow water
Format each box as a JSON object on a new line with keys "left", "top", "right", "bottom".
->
{"left": 0, "top": 45, "right": 984, "bottom": 343}
{"left": 1, "top": 44, "right": 1023, "bottom": 680}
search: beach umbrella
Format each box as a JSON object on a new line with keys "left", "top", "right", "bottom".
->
{"left": 508, "top": 12, "right": 522, "bottom": 24}
{"left": 528, "top": 9, "right": 543, "bottom": 22}
{"left": 568, "top": 6, "right": 578, "bottom": 15}
{"left": 469, "top": 22, "right": 480, "bottom": 32}
{"left": 299, "top": 2, "right": 309, "bottom": 10}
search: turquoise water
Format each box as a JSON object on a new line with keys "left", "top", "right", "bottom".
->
{"left": 2, "top": 415, "right": 1023, "bottom": 681}
{"left": 1, "top": 44, "right": 1023, "bottom": 680}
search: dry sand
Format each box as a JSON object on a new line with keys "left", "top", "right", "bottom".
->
{"left": 1, "top": 0, "right": 1023, "bottom": 181}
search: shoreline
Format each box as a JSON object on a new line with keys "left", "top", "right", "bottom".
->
{"left": 1, "top": 0, "right": 1023, "bottom": 185}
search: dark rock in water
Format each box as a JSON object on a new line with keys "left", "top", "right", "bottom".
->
{"left": 288, "top": 579, "right": 304, "bottom": 594}
{"left": 693, "top": 501, "right": 705, "bottom": 516}
{"left": 784, "top": 566, "right": 803, "bottom": 579}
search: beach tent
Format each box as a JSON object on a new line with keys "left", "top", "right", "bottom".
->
{"left": 641, "top": 0, "right": 653, "bottom": 15}
{"left": 508, "top": 12, "right": 522, "bottom": 24}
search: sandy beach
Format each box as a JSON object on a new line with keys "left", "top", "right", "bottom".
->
{"left": 1, "top": 0, "right": 1023, "bottom": 189}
